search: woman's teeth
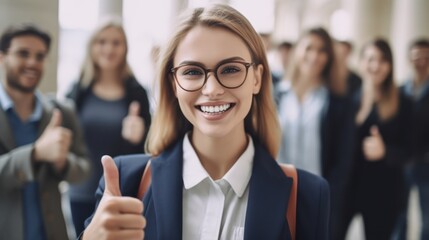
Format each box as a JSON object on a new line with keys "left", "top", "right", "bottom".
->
{"left": 200, "top": 103, "right": 231, "bottom": 113}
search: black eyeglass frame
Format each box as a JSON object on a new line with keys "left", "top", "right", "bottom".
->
{"left": 170, "top": 60, "right": 255, "bottom": 92}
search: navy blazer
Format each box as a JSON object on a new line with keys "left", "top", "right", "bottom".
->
{"left": 86, "top": 138, "right": 330, "bottom": 239}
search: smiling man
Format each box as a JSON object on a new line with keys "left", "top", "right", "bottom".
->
{"left": 0, "top": 24, "right": 90, "bottom": 240}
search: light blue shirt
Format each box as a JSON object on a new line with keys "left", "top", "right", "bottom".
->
{"left": 277, "top": 85, "right": 328, "bottom": 176}
{"left": 403, "top": 77, "right": 429, "bottom": 101}
{"left": 0, "top": 83, "right": 46, "bottom": 240}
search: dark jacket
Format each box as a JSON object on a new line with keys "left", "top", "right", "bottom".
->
{"left": 86, "top": 138, "right": 330, "bottom": 240}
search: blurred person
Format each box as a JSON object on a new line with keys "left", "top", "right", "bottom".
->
{"left": 277, "top": 41, "right": 294, "bottom": 79}
{"left": 66, "top": 17, "right": 152, "bottom": 236}
{"left": 335, "top": 40, "right": 362, "bottom": 95}
{"left": 396, "top": 38, "right": 429, "bottom": 240}
{"left": 259, "top": 32, "right": 282, "bottom": 88}
{"left": 273, "top": 41, "right": 294, "bottom": 104}
{"left": 82, "top": 4, "right": 330, "bottom": 240}
{"left": 340, "top": 39, "right": 412, "bottom": 240}
{"left": 0, "top": 24, "right": 90, "bottom": 240}
{"left": 276, "top": 27, "right": 354, "bottom": 240}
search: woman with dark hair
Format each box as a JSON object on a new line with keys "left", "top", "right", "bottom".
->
{"left": 276, "top": 27, "right": 355, "bottom": 239}
{"left": 339, "top": 39, "right": 412, "bottom": 240}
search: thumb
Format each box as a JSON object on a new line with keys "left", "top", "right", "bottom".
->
{"left": 101, "top": 155, "right": 121, "bottom": 196}
{"left": 128, "top": 101, "right": 140, "bottom": 116}
{"left": 370, "top": 125, "right": 380, "bottom": 137}
{"left": 47, "top": 109, "right": 62, "bottom": 129}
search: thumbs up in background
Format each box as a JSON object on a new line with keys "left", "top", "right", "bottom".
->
{"left": 82, "top": 156, "right": 146, "bottom": 240}
{"left": 363, "top": 125, "right": 386, "bottom": 161}
{"left": 122, "top": 101, "right": 145, "bottom": 145}
{"left": 33, "top": 109, "right": 72, "bottom": 171}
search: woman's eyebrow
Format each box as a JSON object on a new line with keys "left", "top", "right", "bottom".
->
{"left": 177, "top": 56, "right": 247, "bottom": 67}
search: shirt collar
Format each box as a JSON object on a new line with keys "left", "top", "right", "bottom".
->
{"left": 403, "top": 78, "right": 429, "bottom": 100}
{"left": 182, "top": 133, "right": 255, "bottom": 197}
{"left": 0, "top": 83, "right": 43, "bottom": 122}
{"left": 0, "top": 83, "right": 13, "bottom": 111}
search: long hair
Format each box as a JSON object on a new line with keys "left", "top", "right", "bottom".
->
{"left": 78, "top": 17, "right": 134, "bottom": 87}
{"left": 287, "top": 27, "right": 344, "bottom": 95}
{"left": 361, "top": 38, "right": 395, "bottom": 99}
{"left": 146, "top": 4, "right": 280, "bottom": 158}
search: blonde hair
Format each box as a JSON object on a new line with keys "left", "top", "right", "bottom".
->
{"left": 146, "top": 4, "right": 280, "bottom": 158}
{"left": 287, "top": 27, "right": 345, "bottom": 95}
{"left": 78, "top": 17, "right": 134, "bottom": 87}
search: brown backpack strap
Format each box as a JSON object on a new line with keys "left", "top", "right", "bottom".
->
{"left": 137, "top": 160, "right": 152, "bottom": 200}
{"left": 279, "top": 163, "right": 298, "bottom": 240}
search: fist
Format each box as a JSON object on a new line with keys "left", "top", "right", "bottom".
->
{"left": 83, "top": 156, "right": 146, "bottom": 240}
{"left": 363, "top": 125, "right": 386, "bottom": 161}
{"left": 33, "top": 109, "right": 72, "bottom": 170}
{"left": 122, "top": 101, "right": 145, "bottom": 144}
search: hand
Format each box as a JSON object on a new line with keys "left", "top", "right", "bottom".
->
{"left": 33, "top": 109, "right": 72, "bottom": 170}
{"left": 363, "top": 125, "right": 386, "bottom": 161}
{"left": 122, "top": 101, "right": 145, "bottom": 144}
{"left": 83, "top": 156, "right": 146, "bottom": 240}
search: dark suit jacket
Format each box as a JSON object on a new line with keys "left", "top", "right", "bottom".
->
{"left": 400, "top": 84, "right": 429, "bottom": 164}
{"left": 0, "top": 95, "right": 90, "bottom": 239}
{"left": 86, "top": 138, "right": 330, "bottom": 239}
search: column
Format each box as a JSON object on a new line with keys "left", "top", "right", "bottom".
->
{"left": 340, "top": 0, "right": 393, "bottom": 70}
{"left": 391, "top": 0, "right": 429, "bottom": 83}
{"left": 99, "top": 0, "right": 123, "bottom": 19}
{"left": 0, "top": 0, "right": 59, "bottom": 94}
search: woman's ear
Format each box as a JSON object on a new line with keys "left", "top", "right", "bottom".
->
{"left": 252, "top": 64, "right": 263, "bottom": 94}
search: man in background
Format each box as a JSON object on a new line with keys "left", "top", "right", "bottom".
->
{"left": 398, "top": 38, "right": 429, "bottom": 240}
{"left": 0, "top": 24, "right": 90, "bottom": 239}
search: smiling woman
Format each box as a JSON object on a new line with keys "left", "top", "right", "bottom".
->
{"left": 65, "top": 18, "right": 152, "bottom": 237}
{"left": 81, "top": 4, "right": 330, "bottom": 240}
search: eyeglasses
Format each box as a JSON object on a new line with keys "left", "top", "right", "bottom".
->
{"left": 7, "top": 49, "right": 47, "bottom": 62}
{"left": 171, "top": 60, "right": 254, "bottom": 92}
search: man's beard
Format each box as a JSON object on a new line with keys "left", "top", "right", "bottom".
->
{"left": 6, "top": 71, "right": 39, "bottom": 93}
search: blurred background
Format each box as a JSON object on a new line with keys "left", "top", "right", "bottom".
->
{"left": 0, "top": 0, "right": 427, "bottom": 239}
{"left": 1, "top": 0, "right": 428, "bottom": 97}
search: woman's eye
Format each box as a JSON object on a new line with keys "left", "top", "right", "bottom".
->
{"left": 220, "top": 66, "right": 241, "bottom": 74}
{"left": 182, "top": 68, "right": 203, "bottom": 76}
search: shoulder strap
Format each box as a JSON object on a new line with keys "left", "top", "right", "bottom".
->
{"left": 137, "top": 160, "right": 298, "bottom": 240}
{"left": 279, "top": 163, "right": 298, "bottom": 240}
{"left": 137, "top": 160, "right": 152, "bottom": 200}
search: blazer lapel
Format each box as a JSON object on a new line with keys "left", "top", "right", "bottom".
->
{"left": 0, "top": 108, "right": 14, "bottom": 150}
{"left": 0, "top": 95, "right": 54, "bottom": 151}
{"left": 150, "top": 141, "right": 184, "bottom": 239}
{"left": 38, "top": 96, "right": 55, "bottom": 136}
{"left": 244, "top": 143, "right": 293, "bottom": 240}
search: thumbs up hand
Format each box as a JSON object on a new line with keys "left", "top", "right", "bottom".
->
{"left": 82, "top": 156, "right": 146, "bottom": 240}
{"left": 122, "top": 101, "right": 145, "bottom": 145}
{"left": 33, "top": 109, "right": 72, "bottom": 171}
{"left": 363, "top": 125, "right": 386, "bottom": 161}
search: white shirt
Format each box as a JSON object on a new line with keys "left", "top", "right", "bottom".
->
{"left": 277, "top": 85, "right": 328, "bottom": 176}
{"left": 182, "top": 133, "right": 254, "bottom": 240}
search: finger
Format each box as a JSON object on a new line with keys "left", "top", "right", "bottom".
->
{"left": 128, "top": 101, "right": 140, "bottom": 116}
{"left": 370, "top": 125, "right": 380, "bottom": 137}
{"left": 104, "top": 197, "right": 144, "bottom": 214}
{"left": 47, "top": 109, "right": 62, "bottom": 129}
{"left": 102, "top": 155, "right": 122, "bottom": 197}
{"left": 108, "top": 229, "right": 145, "bottom": 240}
{"left": 104, "top": 214, "right": 146, "bottom": 229}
